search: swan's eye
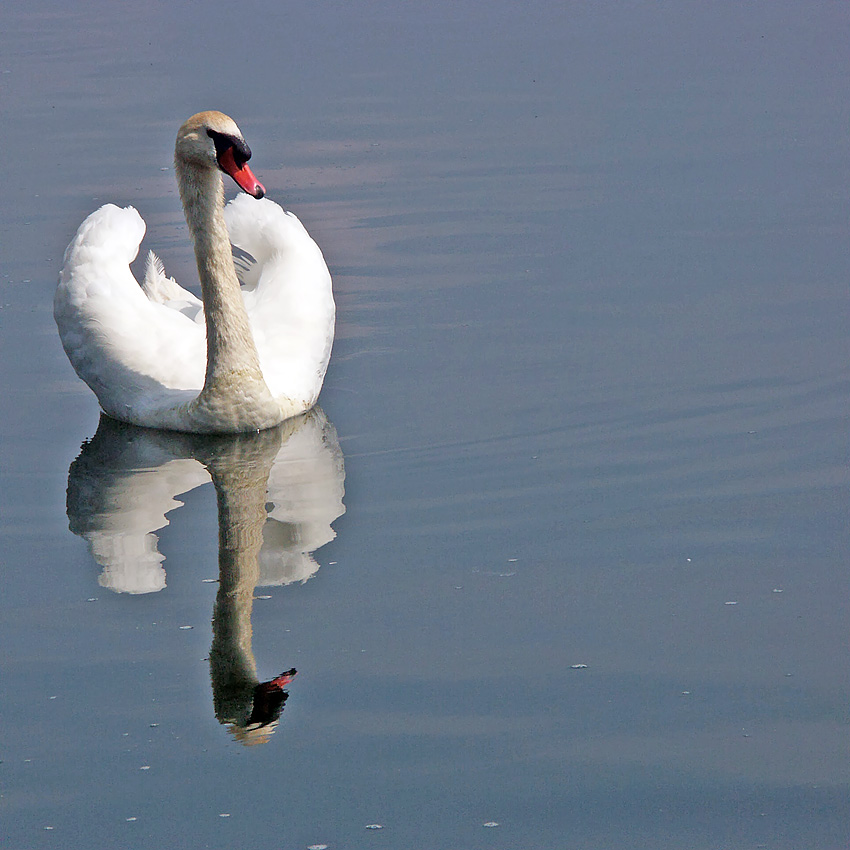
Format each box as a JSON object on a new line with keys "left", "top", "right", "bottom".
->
{"left": 207, "top": 129, "right": 252, "bottom": 166}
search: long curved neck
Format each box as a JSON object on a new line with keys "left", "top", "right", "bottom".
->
{"left": 176, "top": 164, "right": 267, "bottom": 399}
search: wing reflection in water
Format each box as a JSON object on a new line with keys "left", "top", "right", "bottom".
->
{"left": 64, "top": 408, "right": 346, "bottom": 745}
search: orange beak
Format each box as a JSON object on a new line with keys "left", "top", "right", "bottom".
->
{"left": 218, "top": 146, "right": 265, "bottom": 198}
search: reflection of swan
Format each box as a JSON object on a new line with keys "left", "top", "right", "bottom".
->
{"left": 65, "top": 408, "right": 345, "bottom": 743}
{"left": 55, "top": 111, "right": 335, "bottom": 433}
{"left": 66, "top": 408, "right": 345, "bottom": 594}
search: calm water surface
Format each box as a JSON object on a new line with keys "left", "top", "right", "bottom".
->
{"left": 1, "top": 2, "right": 848, "bottom": 848}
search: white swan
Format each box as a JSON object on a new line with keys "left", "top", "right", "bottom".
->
{"left": 55, "top": 111, "right": 335, "bottom": 433}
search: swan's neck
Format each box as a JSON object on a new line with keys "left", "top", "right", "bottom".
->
{"left": 177, "top": 165, "right": 274, "bottom": 418}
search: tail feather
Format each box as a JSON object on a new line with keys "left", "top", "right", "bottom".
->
{"left": 142, "top": 251, "right": 203, "bottom": 320}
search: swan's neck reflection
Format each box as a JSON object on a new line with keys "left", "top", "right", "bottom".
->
{"left": 65, "top": 409, "right": 345, "bottom": 745}
{"left": 207, "top": 437, "right": 289, "bottom": 744}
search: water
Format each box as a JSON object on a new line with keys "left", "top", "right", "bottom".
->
{"left": 1, "top": 2, "right": 848, "bottom": 848}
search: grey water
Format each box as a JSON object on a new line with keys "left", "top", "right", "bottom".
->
{"left": 1, "top": 2, "right": 848, "bottom": 848}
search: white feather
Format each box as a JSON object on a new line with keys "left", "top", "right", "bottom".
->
{"left": 142, "top": 250, "right": 204, "bottom": 321}
{"left": 225, "top": 194, "right": 335, "bottom": 404}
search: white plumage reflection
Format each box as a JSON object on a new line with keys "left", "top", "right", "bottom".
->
{"left": 66, "top": 408, "right": 345, "bottom": 594}
{"left": 65, "top": 408, "right": 345, "bottom": 743}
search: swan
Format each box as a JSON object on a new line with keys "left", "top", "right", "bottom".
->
{"left": 55, "top": 111, "right": 335, "bottom": 433}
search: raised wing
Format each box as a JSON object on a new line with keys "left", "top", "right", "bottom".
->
{"left": 224, "top": 195, "right": 335, "bottom": 406}
{"left": 55, "top": 204, "right": 207, "bottom": 422}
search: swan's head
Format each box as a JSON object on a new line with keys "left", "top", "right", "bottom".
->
{"left": 175, "top": 111, "right": 265, "bottom": 198}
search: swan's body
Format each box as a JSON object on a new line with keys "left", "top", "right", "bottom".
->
{"left": 55, "top": 111, "right": 334, "bottom": 433}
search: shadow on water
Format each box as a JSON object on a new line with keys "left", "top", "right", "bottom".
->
{"left": 63, "top": 408, "right": 345, "bottom": 745}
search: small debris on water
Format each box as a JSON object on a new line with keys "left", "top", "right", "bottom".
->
{"left": 473, "top": 568, "right": 516, "bottom": 577}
